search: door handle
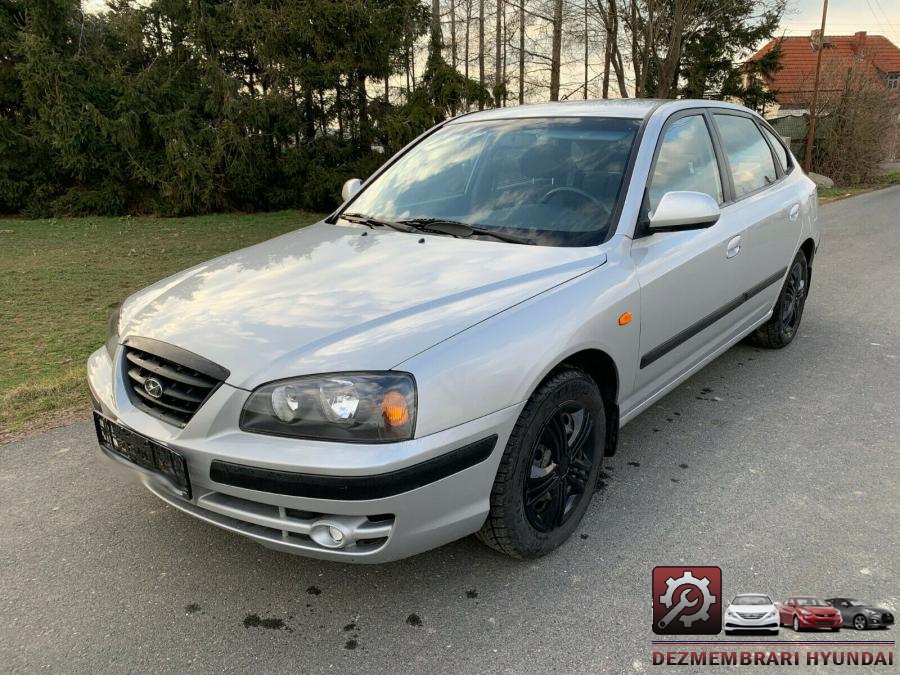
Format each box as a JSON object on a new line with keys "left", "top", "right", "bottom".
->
{"left": 789, "top": 204, "right": 800, "bottom": 221}
{"left": 726, "top": 235, "right": 742, "bottom": 259}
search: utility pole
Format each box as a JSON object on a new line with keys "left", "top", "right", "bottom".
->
{"left": 803, "top": 0, "right": 828, "bottom": 172}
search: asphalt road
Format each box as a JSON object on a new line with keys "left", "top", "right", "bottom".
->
{"left": 2, "top": 187, "right": 899, "bottom": 674}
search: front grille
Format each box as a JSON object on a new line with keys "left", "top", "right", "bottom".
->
{"left": 814, "top": 617, "right": 837, "bottom": 625}
{"left": 737, "top": 612, "right": 765, "bottom": 619}
{"left": 883, "top": 612, "right": 894, "bottom": 624}
{"left": 122, "top": 337, "right": 228, "bottom": 427}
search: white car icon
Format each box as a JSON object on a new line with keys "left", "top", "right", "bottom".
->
{"left": 724, "top": 594, "right": 780, "bottom": 635}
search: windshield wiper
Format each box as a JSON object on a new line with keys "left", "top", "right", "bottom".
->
{"left": 340, "top": 213, "right": 534, "bottom": 245}
{"left": 398, "top": 218, "right": 535, "bottom": 245}
{"left": 339, "top": 212, "right": 417, "bottom": 233}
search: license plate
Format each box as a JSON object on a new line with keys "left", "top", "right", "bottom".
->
{"left": 93, "top": 411, "right": 191, "bottom": 499}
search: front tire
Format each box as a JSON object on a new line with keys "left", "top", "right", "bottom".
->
{"left": 477, "top": 366, "right": 605, "bottom": 559}
{"left": 793, "top": 616, "right": 801, "bottom": 632}
{"left": 853, "top": 615, "right": 868, "bottom": 631}
{"left": 751, "top": 250, "right": 809, "bottom": 349}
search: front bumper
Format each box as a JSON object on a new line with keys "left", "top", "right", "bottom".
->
{"left": 725, "top": 612, "right": 780, "bottom": 631}
{"left": 795, "top": 613, "right": 843, "bottom": 629}
{"left": 88, "top": 347, "right": 521, "bottom": 562}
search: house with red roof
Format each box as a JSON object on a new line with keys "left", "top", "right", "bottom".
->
{"left": 748, "top": 31, "right": 900, "bottom": 159}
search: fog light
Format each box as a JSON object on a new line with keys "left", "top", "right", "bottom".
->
{"left": 328, "top": 526, "right": 344, "bottom": 543}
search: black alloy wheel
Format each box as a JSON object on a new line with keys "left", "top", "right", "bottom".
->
{"left": 750, "top": 249, "right": 809, "bottom": 349}
{"left": 524, "top": 403, "right": 596, "bottom": 533}
{"left": 477, "top": 366, "right": 606, "bottom": 558}
{"left": 780, "top": 261, "right": 806, "bottom": 337}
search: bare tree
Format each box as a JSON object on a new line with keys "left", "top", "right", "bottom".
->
{"left": 807, "top": 59, "right": 896, "bottom": 183}
{"left": 549, "top": 0, "right": 563, "bottom": 101}
{"left": 583, "top": 0, "right": 589, "bottom": 98}
{"left": 495, "top": 0, "right": 503, "bottom": 106}
{"left": 517, "top": 0, "right": 525, "bottom": 104}
{"left": 450, "top": 0, "right": 458, "bottom": 69}
{"left": 479, "top": 0, "right": 486, "bottom": 109}
{"left": 431, "top": 0, "right": 442, "bottom": 53}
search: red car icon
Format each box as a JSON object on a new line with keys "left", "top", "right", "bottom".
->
{"left": 778, "top": 597, "right": 843, "bottom": 631}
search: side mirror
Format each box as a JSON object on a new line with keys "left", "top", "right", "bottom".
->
{"left": 341, "top": 178, "right": 362, "bottom": 203}
{"left": 774, "top": 602, "right": 782, "bottom": 607}
{"left": 648, "top": 191, "right": 720, "bottom": 232}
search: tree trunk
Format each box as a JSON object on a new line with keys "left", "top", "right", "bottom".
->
{"left": 654, "top": 1, "right": 684, "bottom": 98}
{"left": 602, "top": 4, "right": 611, "bottom": 99}
{"left": 479, "top": 0, "right": 485, "bottom": 109}
{"left": 465, "top": 0, "right": 472, "bottom": 109}
{"left": 494, "top": 0, "right": 502, "bottom": 106}
{"left": 584, "top": 0, "right": 589, "bottom": 99}
{"left": 357, "top": 72, "right": 368, "bottom": 147}
{"left": 502, "top": 2, "right": 508, "bottom": 106}
{"left": 451, "top": 0, "right": 458, "bottom": 69}
{"left": 431, "top": 0, "right": 442, "bottom": 55}
{"left": 519, "top": 0, "right": 525, "bottom": 104}
{"left": 549, "top": 0, "right": 563, "bottom": 101}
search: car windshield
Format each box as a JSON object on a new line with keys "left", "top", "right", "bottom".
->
{"left": 848, "top": 600, "right": 871, "bottom": 607}
{"left": 796, "top": 598, "right": 829, "bottom": 607}
{"left": 733, "top": 595, "right": 771, "bottom": 605}
{"left": 341, "top": 117, "right": 640, "bottom": 247}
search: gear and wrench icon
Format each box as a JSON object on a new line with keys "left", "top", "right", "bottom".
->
{"left": 659, "top": 570, "right": 717, "bottom": 628}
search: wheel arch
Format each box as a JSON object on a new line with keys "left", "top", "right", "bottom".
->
{"left": 799, "top": 237, "right": 816, "bottom": 284}
{"left": 550, "top": 348, "right": 621, "bottom": 457}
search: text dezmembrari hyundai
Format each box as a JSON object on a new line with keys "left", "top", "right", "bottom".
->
{"left": 88, "top": 99, "right": 820, "bottom": 562}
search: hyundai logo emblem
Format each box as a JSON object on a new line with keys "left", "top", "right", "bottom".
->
{"left": 144, "top": 377, "right": 163, "bottom": 399}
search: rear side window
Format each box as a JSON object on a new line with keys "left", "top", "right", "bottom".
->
{"left": 714, "top": 114, "right": 778, "bottom": 197}
{"left": 760, "top": 125, "right": 790, "bottom": 173}
{"left": 648, "top": 114, "right": 723, "bottom": 211}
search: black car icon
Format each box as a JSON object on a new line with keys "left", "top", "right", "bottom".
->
{"left": 825, "top": 598, "right": 895, "bottom": 631}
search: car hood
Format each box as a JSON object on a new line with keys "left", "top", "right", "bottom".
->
{"left": 120, "top": 221, "right": 605, "bottom": 388}
{"left": 731, "top": 605, "right": 776, "bottom": 613}
{"left": 800, "top": 607, "right": 838, "bottom": 615}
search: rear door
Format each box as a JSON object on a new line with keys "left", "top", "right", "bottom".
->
{"left": 709, "top": 112, "right": 804, "bottom": 320}
{"left": 629, "top": 110, "right": 759, "bottom": 402}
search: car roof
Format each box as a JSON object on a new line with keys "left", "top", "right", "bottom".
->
{"left": 446, "top": 98, "right": 756, "bottom": 124}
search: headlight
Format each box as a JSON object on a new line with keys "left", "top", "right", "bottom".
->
{"left": 106, "top": 303, "right": 122, "bottom": 358}
{"left": 799, "top": 609, "right": 813, "bottom": 616}
{"left": 241, "top": 372, "right": 416, "bottom": 442}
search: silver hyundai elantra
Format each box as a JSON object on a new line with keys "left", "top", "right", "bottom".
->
{"left": 88, "top": 99, "right": 819, "bottom": 562}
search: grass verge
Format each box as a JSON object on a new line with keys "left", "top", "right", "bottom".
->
{"left": 817, "top": 171, "right": 900, "bottom": 203}
{"left": 0, "top": 211, "right": 322, "bottom": 441}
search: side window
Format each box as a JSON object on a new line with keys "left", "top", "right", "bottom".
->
{"left": 760, "top": 125, "right": 790, "bottom": 173}
{"left": 714, "top": 114, "right": 778, "bottom": 197}
{"left": 649, "top": 114, "right": 723, "bottom": 211}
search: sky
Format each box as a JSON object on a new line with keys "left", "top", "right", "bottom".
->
{"left": 83, "top": 0, "right": 900, "bottom": 46}
{"left": 782, "top": 0, "right": 900, "bottom": 45}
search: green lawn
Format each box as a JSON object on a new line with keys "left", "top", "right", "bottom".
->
{"left": 0, "top": 211, "right": 323, "bottom": 439}
{"left": 817, "top": 171, "right": 900, "bottom": 203}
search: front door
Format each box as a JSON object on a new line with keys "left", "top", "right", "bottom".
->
{"left": 629, "top": 112, "right": 759, "bottom": 405}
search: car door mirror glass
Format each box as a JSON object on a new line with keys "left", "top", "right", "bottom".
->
{"left": 648, "top": 191, "right": 720, "bottom": 232}
{"left": 341, "top": 178, "right": 362, "bottom": 202}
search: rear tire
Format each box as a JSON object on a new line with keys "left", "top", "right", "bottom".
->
{"left": 750, "top": 250, "right": 809, "bottom": 349}
{"left": 477, "top": 366, "right": 605, "bottom": 559}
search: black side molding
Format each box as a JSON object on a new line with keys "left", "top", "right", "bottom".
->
{"left": 640, "top": 268, "right": 786, "bottom": 369}
{"left": 209, "top": 435, "right": 498, "bottom": 501}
